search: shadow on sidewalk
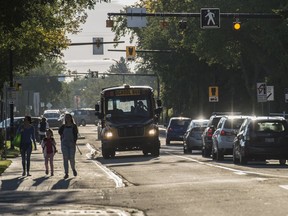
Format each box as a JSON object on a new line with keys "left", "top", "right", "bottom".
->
{"left": 1, "top": 176, "right": 25, "bottom": 190}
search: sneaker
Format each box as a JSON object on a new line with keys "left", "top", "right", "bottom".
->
{"left": 45, "top": 170, "right": 48, "bottom": 175}
{"left": 73, "top": 169, "right": 77, "bottom": 176}
{"left": 64, "top": 174, "right": 69, "bottom": 179}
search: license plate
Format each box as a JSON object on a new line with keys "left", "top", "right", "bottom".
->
{"left": 265, "top": 138, "right": 274, "bottom": 143}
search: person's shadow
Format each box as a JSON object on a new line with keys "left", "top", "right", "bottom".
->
{"left": 0, "top": 176, "right": 25, "bottom": 190}
{"left": 32, "top": 176, "right": 49, "bottom": 187}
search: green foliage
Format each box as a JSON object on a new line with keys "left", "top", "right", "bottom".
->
{"left": 111, "top": 0, "right": 288, "bottom": 117}
{"left": 0, "top": 0, "right": 96, "bottom": 88}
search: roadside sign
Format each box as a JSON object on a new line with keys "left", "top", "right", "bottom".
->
{"left": 257, "top": 82, "right": 267, "bottom": 102}
{"left": 266, "top": 86, "right": 274, "bottom": 101}
{"left": 126, "top": 46, "right": 136, "bottom": 61}
{"left": 209, "top": 86, "right": 219, "bottom": 102}
{"left": 127, "top": 8, "right": 147, "bottom": 28}
{"left": 200, "top": 8, "right": 220, "bottom": 29}
{"left": 7, "top": 87, "right": 16, "bottom": 104}
{"left": 93, "top": 37, "right": 104, "bottom": 55}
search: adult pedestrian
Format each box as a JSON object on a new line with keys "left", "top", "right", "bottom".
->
{"left": 38, "top": 117, "right": 49, "bottom": 142}
{"left": 58, "top": 113, "right": 79, "bottom": 179}
{"left": 41, "top": 128, "right": 57, "bottom": 176}
{"left": 18, "top": 115, "right": 37, "bottom": 176}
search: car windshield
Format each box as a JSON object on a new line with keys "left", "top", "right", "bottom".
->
{"left": 44, "top": 113, "right": 60, "bottom": 118}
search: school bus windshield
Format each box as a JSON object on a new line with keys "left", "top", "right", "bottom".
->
{"left": 105, "top": 95, "right": 151, "bottom": 118}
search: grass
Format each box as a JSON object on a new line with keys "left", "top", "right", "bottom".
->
{"left": 0, "top": 141, "right": 19, "bottom": 175}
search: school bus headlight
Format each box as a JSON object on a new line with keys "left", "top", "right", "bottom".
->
{"left": 148, "top": 128, "right": 157, "bottom": 136}
{"left": 104, "top": 131, "right": 113, "bottom": 138}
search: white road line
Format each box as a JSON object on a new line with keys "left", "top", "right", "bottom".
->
{"left": 167, "top": 152, "right": 288, "bottom": 179}
{"left": 279, "top": 185, "right": 288, "bottom": 190}
{"left": 86, "top": 143, "right": 125, "bottom": 188}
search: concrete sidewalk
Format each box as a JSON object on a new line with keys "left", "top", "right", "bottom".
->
{"left": 0, "top": 142, "right": 116, "bottom": 191}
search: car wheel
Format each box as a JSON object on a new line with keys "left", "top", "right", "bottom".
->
{"left": 81, "top": 119, "right": 86, "bottom": 126}
{"left": 183, "top": 146, "right": 188, "bottom": 154}
{"left": 202, "top": 146, "right": 211, "bottom": 157}
{"left": 102, "top": 148, "right": 110, "bottom": 159}
{"left": 233, "top": 148, "right": 240, "bottom": 164}
{"left": 212, "top": 147, "right": 216, "bottom": 160}
{"left": 151, "top": 145, "right": 160, "bottom": 157}
{"left": 279, "top": 159, "right": 286, "bottom": 165}
{"left": 166, "top": 139, "right": 170, "bottom": 145}
{"left": 143, "top": 149, "right": 149, "bottom": 156}
{"left": 216, "top": 150, "right": 224, "bottom": 161}
{"left": 240, "top": 153, "right": 248, "bottom": 165}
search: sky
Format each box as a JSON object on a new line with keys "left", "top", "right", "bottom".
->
{"left": 62, "top": 0, "right": 138, "bottom": 74}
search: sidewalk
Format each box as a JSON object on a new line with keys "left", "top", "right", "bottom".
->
{"left": 0, "top": 142, "right": 116, "bottom": 191}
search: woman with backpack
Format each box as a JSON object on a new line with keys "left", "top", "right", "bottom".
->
{"left": 58, "top": 113, "right": 79, "bottom": 179}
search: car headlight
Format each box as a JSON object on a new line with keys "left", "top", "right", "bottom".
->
{"left": 148, "top": 128, "right": 157, "bottom": 136}
{"left": 104, "top": 131, "right": 113, "bottom": 139}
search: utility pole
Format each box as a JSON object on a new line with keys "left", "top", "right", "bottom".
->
{"left": 9, "top": 50, "right": 14, "bottom": 150}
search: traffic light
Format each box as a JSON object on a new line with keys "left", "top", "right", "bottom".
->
{"left": 178, "top": 20, "right": 187, "bottom": 30}
{"left": 126, "top": 46, "right": 136, "bottom": 61}
{"left": 233, "top": 18, "right": 241, "bottom": 30}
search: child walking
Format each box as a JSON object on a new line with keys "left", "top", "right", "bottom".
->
{"left": 41, "top": 128, "right": 57, "bottom": 176}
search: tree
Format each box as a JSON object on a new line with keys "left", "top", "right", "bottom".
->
{"left": 111, "top": 0, "right": 288, "bottom": 117}
{"left": 0, "top": 0, "right": 97, "bottom": 88}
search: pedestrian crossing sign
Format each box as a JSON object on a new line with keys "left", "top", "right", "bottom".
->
{"left": 200, "top": 8, "right": 220, "bottom": 29}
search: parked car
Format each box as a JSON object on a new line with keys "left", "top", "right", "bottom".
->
{"left": 183, "top": 119, "right": 209, "bottom": 154}
{"left": 211, "top": 115, "right": 249, "bottom": 161}
{"left": 71, "top": 108, "right": 97, "bottom": 126}
{"left": 0, "top": 116, "right": 41, "bottom": 142}
{"left": 233, "top": 116, "right": 288, "bottom": 165}
{"left": 201, "top": 114, "right": 223, "bottom": 157}
{"left": 166, "top": 117, "right": 191, "bottom": 145}
{"left": 43, "top": 109, "right": 63, "bottom": 128}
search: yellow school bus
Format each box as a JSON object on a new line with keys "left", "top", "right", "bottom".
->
{"left": 95, "top": 84, "right": 162, "bottom": 159}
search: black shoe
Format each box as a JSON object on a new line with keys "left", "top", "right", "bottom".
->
{"left": 73, "top": 169, "right": 77, "bottom": 177}
{"left": 27, "top": 172, "right": 31, "bottom": 176}
{"left": 22, "top": 171, "right": 26, "bottom": 176}
{"left": 45, "top": 170, "right": 48, "bottom": 175}
{"left": 64, "top": 174, "right": 69, "bottom": 179}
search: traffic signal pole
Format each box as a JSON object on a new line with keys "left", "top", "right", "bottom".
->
{"left": 107, "top": 12, "right": 282, "bottom": 19}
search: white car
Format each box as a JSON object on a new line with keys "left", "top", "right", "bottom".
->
{"left": 211, "top": 115, "right": 250, "bottom": 161}
{"left": 43, "top": 109, "right": 63, "bottom": 128}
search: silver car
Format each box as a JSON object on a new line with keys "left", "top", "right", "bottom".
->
{"left": 211, "top": 115, "right": 250, "bottom": 161}
{"left": 183, "top": 119, "right": 209, "bottom": 154}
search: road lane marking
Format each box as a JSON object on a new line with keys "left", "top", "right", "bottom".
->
{"left": 86, "top": 143, "right": 125, "bottom": 188}
{"left": 166, "top": 152, "right": 288, "bottom": 179}
{"left": 279, "top": 185, "right": 288, "bottom": 190}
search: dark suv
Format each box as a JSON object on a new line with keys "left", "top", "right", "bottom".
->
{"left": 201, "top": 114, "right": 223, "bottom": 157}
{"left": 71, "top": 108, "right": 97, "bottom": 126}
{"left": 233, "top": 116, "right": 288, "bottom": 165}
